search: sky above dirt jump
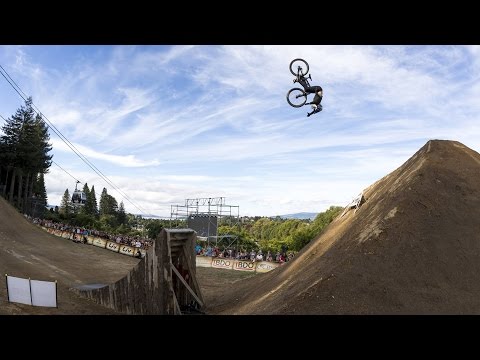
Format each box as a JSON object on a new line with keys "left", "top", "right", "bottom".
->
{"left": 1, "top": 45, "right": 479, "bottom": 217}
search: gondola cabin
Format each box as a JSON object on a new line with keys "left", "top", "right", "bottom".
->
{"left": 72, "top": 181, "right": 87, "bottom": 206}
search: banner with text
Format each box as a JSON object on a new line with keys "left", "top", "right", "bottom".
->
{"left": 92, "top": 238, "right": 107, "bottom": 249}
{"left": 196, "top": 256, "right": 213, "bottom": 268}
{"left": 106, "top": 241, "right": 120, "bottom": 253}
{"left": 119, "top": 245, "right": 136, "bottom": 257}
{"left": 232, "top": 259, "right": 256, "bottom": 272}
{"left": 255, "top": 261, "right": 281, "bottom": 273}
{"left": 211, "top": 258, "right": 234, "bottom": 269}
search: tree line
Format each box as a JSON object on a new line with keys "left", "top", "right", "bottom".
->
{"left": 0, "top": 97, "right": 52, "bottom": 213}
{"left": 215, "top": 206, "right": 343, "bottom": 253}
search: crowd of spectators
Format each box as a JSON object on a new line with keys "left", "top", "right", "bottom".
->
{"left": 25, "top": 215, "right": 295, "bottom": 262}
{"left": 195, "top": 244, "right": 295, "bottom": 263}
{"left": 27, "top": 216, "right": 153, "bottom": 250}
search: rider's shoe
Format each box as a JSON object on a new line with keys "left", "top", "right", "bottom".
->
{"left": 311, "top": 104, "right": 318, "bottom": 111}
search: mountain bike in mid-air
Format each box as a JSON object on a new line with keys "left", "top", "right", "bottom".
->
{"left": 286, "top": 58, "right": 323, "bottom": 117}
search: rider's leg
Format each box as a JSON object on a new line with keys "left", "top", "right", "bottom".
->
{"left": 312, "top": 91, "right": 323, "bottom": 112}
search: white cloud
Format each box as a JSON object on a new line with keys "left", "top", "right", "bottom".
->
{"left": 3, "top": 45, "right": 480, "bottom": 217}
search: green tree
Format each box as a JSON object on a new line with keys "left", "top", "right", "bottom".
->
{"left": 145, "top": 219, "right": 164, "bottom": 239}
{"left": 80, "top": 183, "right": 91, "bottom": 216}
{"left": 117, "top": 201, "right": 127, "bottom": 225}
{"left": 59, "top": 188, "right": 73, "bottom": 218}
{"left": 0, "top": 97, "right": 52, "bottom": 211}
{"left": 99, "top": 187, "right": 118, "bottom": 216}
{"left": 89, "top": 185, "right": 99, "bottom": 218}
{"left": 32, "top": 172, "right": 48, "bottom": 207}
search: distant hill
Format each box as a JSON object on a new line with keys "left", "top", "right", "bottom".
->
{"left": 276, "top": 212, "right": 318, "bottom": 220}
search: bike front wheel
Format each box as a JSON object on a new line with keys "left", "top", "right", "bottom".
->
{"left": 289, "top": 58, "right": 309, "bottom": 76}
{"left": 287, "top": 88, "right": 307, "bottom": 107}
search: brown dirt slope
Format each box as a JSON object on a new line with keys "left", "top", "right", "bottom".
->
{"left": 208, "top": 140, "right": 480, "bottom": 314}
{"left": 0, "top": 196, "right": 139, "bottom": 314}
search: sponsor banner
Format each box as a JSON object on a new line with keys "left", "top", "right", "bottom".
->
{"left": 119, "top": 245, "right": 136, "bottom": 257}
{"left": 232, "top": 259, "right": 256, "bottom": 272}
{"left": 211, "top": 258, "right": 234, "bottom": 269}
{"left": 196, "top": 256, "right": 213, "bottom": 268}
{"left": 86, "top": 236, "right": 94, "bottom": 245}
{"left": 93, "top": 238, "right": 107, "bottom": 249}
{"left": 255, "top": 261, "right": 280, "bottom": 273}
{"left": 106, "top": 241, "right": 120, "bottom": 252}
{"left": 61, "top": 231, "right": 71, "bottom": 239}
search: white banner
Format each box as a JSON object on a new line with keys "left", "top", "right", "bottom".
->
{"left": 30, "top": 279, "right": 57, "bottom": 307}
{"left": 106, "top": 241, "right": 120, "bottom": 252}
{"left": 119, "top": 245, "right": 135, "bottom": 256}
{"left": 86, "top": 236, "right": 94, "bottom": 245}
{"left": 93, "top": 238, "right": 107, "bottom": 248}
{"left": 6, "top": 276, "right": 32, "bottom": 305}
{"left": 232, "top": 260, "right": 256, "bottom": 272}
{"left": 196, "top": 256, "right": 213, "bottom": 268}
{"left": 255, "top": 261, "right": 281, "bottom": 273}
{"left": 211, "top": 258, "right": 233, "bottom": 269}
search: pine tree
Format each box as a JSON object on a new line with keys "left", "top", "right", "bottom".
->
{"left": 89, "top": 185, "right": 99, "bottom": 218}
{"left": 117, "top": 201, "right": 127, "bottom": 225}
{"left": 59, "top": 188, "right": 73, "bottom": 217}
{"left": 0, "top": 97, "right": 52, "bottom": 209}
{"left": 99, "top": 187, "right": 109, "bottom": 216}
{"left": 32, "top": 173, "right": 48, "bottom": 207}
{"left": 80, "top": 183, "right": 90, "bottom": 215}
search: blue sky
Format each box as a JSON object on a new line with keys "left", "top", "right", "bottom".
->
{"left": 1, "top": 45, "right": 480, "bottom": 217}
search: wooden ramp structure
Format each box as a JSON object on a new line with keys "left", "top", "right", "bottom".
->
{"left": 74, "top": 228, "right": 204, "bottom": 315}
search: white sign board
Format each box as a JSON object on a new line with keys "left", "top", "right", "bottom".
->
{"left": 119, "top": 245, "right": 135, "bottom": 256}
{"left": 6, "top": 276, "right": 32, "bottom": 305}
{"left": 30, "top": 279, "right": 57, "bottom": 307}
{"left": 106, "top": 241, "right": 120, "bottom": 252}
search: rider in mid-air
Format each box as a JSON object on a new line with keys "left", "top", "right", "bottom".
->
{"left": 293, "top": 72, "right": 323, "bottom": 116}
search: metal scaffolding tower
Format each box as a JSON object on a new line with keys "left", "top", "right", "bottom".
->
{"left": 170, "top": 197, "right": 240, "bottom": 248}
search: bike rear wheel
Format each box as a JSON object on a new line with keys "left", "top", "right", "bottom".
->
{"left": 289, "top": 58, "right": 309, "bottom": 76}
{"left": 287, "top": 88, "right": 307, "bottom": 107}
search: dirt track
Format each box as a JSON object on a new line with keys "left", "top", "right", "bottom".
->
{"left": 3, "top": 139, "right": 480, "bottom": 315}
{"left": 0, "top": 197, "right": 140, "bottom": 314}
{"left": 0, "top": 195, "right": 254, "bottom": 314}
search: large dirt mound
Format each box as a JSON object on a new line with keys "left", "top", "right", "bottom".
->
{"left": 208, "top": 140, "right": 480, "bottom": 314}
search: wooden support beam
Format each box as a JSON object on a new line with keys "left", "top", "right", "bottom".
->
{"left": 172, "top": 288, "right": 182, "bottom": 315}
{"left": 182, "top": 245, "right": 205, "bottom": 305}
{"left": 171, "top": 264, "right": 204, "bottom": 307}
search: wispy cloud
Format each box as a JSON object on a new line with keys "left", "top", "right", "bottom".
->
{"left": 2, "top": 45, "right": 480, "bottom": 216}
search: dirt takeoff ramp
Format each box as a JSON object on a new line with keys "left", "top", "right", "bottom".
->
{"left": 0, "top": 196, "right": 139, "bottom": 314}
{"left": 208, "top": 140, "right": 480, "bottom": 314}
{"left": 75, "top": 228, "right": 204, "bottom": 315}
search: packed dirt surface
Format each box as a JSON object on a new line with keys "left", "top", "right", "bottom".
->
{"left": 0, "top": 196, "right": 140, "bottom": 314}
{"left": 196, "top": 267, "right": 257, "bottom": 313}
{"left": 3, "top": 139, "right": 480, "bottom": 315}
{"left": 0, "top": 194, "right": 253, "bottom": 314}
{"left": 207, "top": 140, "right": 480, "bottom": 314}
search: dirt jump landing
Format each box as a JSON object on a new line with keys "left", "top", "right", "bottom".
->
{"left": 207, "top": 140, "right": 480, "bottom": 314}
